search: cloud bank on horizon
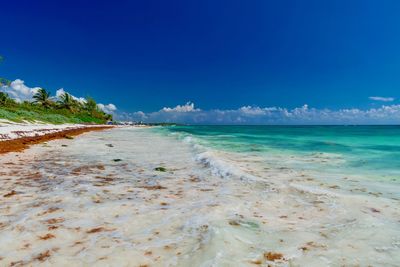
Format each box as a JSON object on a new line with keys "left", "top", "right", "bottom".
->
{"left": 2, "top": 79, "right": 399, "bottom": 125}
{"left": 368, "top": 96, "right": 395, "bottom": 102}
{"left": 116, "top": 101, "right": 400, "bottom": 125}
{"left": 0, "top": 79, "right": 117, "bottom": 114}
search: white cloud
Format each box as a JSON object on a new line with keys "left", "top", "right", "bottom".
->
{"left": 0, "top": 79, "right": 41, "bottom": 102}
{"left": 114, "top": 111, "right": 147, "bottom": 122}
{"left": 161, "top": 102, "right": 200, "bottom": 112}
{"left": 239, "top": 106, "right": 268, "bottom": 115}
{"left": 97, "top": 103, "right": 117, "bottom": 113}
{"left": 369, "top": 96, "right": 395, "bottom": 102}
{"left": 115, "top": 102, "right": 400, "bottom": 125}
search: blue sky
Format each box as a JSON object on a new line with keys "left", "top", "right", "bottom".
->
{"left": 1, "top": 0, "right": 400, "bottom": 123}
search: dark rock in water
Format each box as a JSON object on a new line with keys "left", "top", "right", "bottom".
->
{"left": 106, "top": 144, "right": 114, "bottom": 147}
{"left": 65, "top": 135, "right": 74, "bottom": 140}
{"left": 228, "top": 220, "right": 240, "bottom": 226}
{"left": 61, "top": 145, "right": 68, "bottom": 147}
{"left": 113, "top": 159, "right": 122, "bottom": 162}
{"left": 154, "top": 167, "right": 167, "bottom": 172}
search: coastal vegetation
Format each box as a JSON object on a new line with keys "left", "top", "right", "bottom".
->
{"left": 0, "top": 55, "right": 113, "bottom": 124}
{"left": 0, "top": 90, "right": 112, "bottom": 124}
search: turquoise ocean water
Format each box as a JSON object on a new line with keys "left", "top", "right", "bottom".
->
{"left": 154, "top": 125, "right": 400, "bottom": 182}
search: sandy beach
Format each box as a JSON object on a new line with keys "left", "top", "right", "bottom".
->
{"left": 0, "top": 126, "right": 399, "bottom": 266}
{"left": 0, "top": 121, "right": 113, "bottom": 154}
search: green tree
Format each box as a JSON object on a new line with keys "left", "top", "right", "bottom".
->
{"left": 0, "top": 78, "right": 11, "bottom": 86}
{"left": 0, "top": 92, "right": 15, "bottom": 106}
{"left": 84, "top": 96, "right": 98, "bottom": 112}
{"left": 0, "top": 56, "right": 11, "bottom": 86}
{"left": 104, "top": 113, "right": 113, "bottom": 121}
{"left": 33, "top": 88, "right": 53, "bottom": 108}
{"left": 58, "top": 92, "right": 79, "bottom": 112}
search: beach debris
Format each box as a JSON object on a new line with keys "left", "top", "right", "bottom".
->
{"left": 199, "top": 225, "right": 209, "bottom": 232}
{"left": 35, "top": 250, "right": 51, "bottom": 262}
{"left": 241, "top": 221, "right": 259, "bottom": 229}
{"left": 160, "top": 202, "right": 168, "bottom": 206}
{"left": 3, "top": 190, "right": 17, "bottom": 197}
{"left": 249, "top": 259, "right": 263, "bottom": 265}
{"left": 113, "top": 159, "right": 122, "bottom": 162}
{"left": 106, "top": 144, "right": 114, "bottom": 147}
{"left": 92, "top": 195, "right": 103, "bottom": 203}
{"left": 228, "top": 220, "right": 240, "bottom": 226}
{"left": 38, "top": 233, "right": 56, "bottom": 240}
{"left": 140, "top": 185, "right": 167, "bottom": 190}
{"left": 319, "top": 232, "right": 329, "bottom": 238}
{"left": 86, "top": 227, "right": 113, "bottom": 234}
{"left": 228, "top": 219, "right": 259, "bottom": 229}
{"left": 368, "top": 191, "right": 382, "bottom": 197}
{"left": 99, "top": 256, "right": 108, "bottom": 261}
{"left": 71, "top": 164, "right": 105, "bottom": 175}
{"left": 45, "top": 218, "right": 65, "bottom": 224}
{"left": 64, "top": 135, "right": 74, "bottom": 139}
{"left": 370, "top": 207, "right": 381, "bottom": 213}
{"left": 61, "top": 144, "right": 68, "bottom": 147}
{"left": 199, "top": 188, "right": 213, "bottom": 192}
{"left": 87, "top": 227, "right": 105, "bottom": 233}
{"left": 300, "top": 241, "right": 327, "bottom": 251}
{"left": 264, "top": 252, "right": 284, "bottom": 261}
{"left": 22, "top": 243, "right": 32, "bottom": 249}
{"left": 97, "top": 164, "right": 106, "bottom": 170}
{"left": 10, "top": 260, "right": 25, "bottom": 266}
{"left": 144, "top": 251, "right": 152, "bottom": 256}
{"left": 189, "top": 176, "right": 201, "bottom": 182}
{"left": 154, "top": 167, "right": 167, "bottom": 172}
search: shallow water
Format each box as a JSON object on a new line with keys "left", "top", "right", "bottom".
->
{"left": 0, "top": 127, "right": 399, "bottom": 266}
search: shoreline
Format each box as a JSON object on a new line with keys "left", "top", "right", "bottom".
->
{"left": 0, "top": 125, "right": 114, "bottom": 154}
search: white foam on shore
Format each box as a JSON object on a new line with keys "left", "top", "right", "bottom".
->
{"left": 181, "top": 134, "right": 263, "bottom": 182}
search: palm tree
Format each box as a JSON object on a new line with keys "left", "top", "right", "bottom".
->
{"left": 33, "top": 88, "right": 53, "bottom": 108}
{"left": 0, "top": 78, "right": 11, "bottom": 86}
{"left": 0, "top": 58, "right": 12, "bottom": 87}
{"left": 84, "top": 96, "right": 98, "bottom": 112}
{"left": 0, "top": 92, "right": 15, "bottom": 106}
{"left": 58, "top": 92, "right": 78, "bottom": 112}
